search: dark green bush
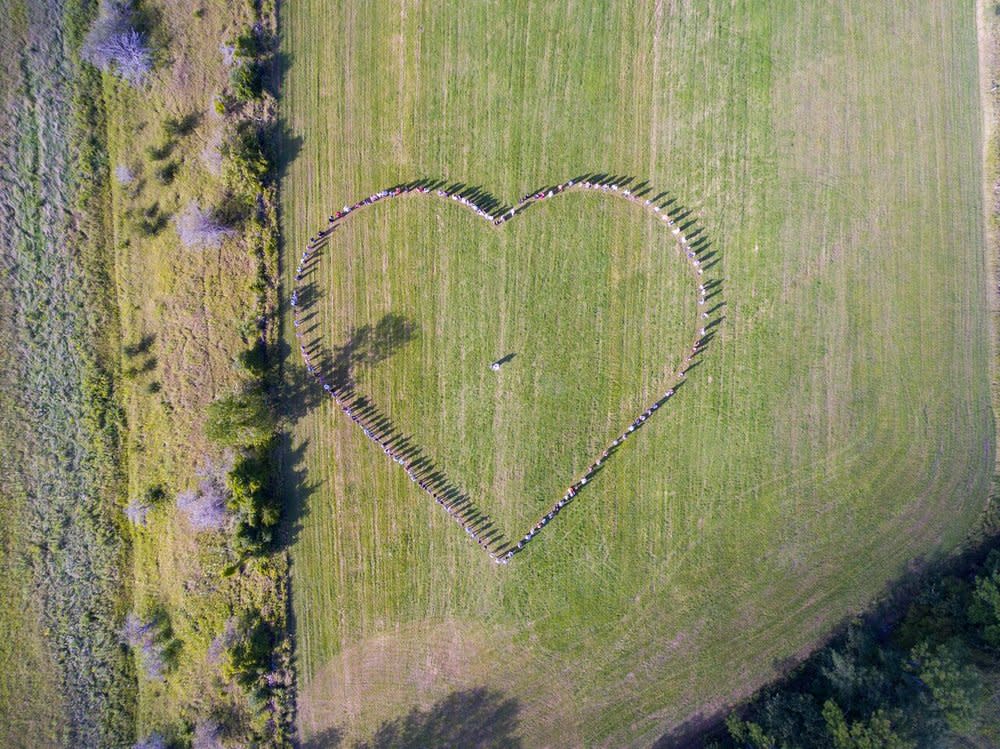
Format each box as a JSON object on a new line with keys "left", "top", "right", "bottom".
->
{"left": 237, "top": 341, "right": 268, "bottom": 378}
{"left": 221, "top": 123, "right": 269, "bottom": 202}
{"left": 232, "top": 29, "right": 263, "bottom": 59}
{"left": 969, "top": 550, "right": 1000, "bottom": 650}
{"left": 162, "top": 112, "right": 198, "bottom": 137}
{"left": 153, "top": 160, "right": 179, "bottom": 185}
{"left": 227, "top": 449, "right": 279, "bottom": 558}
{"left": 204, "top": 385, "right": 274, "bottom": 448}
{"left": 230, "top": 60, "right": 264, "bottom": 102}
{"left": 223, "top": 611, "right": 274, "bottom": 692}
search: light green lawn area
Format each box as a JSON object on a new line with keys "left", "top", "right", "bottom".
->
{"left": 280, "top": 1, "right": 993, "bottom": 746}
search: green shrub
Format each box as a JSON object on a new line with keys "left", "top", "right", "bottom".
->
{"left": 221, "top": 123, "right": 269, "bottom": 202}
{"left": 230, "top": 60, "right": 264, "bottom": 102}
{"left": 232, "top": 29, "right": 263, "bottom": 59}
{"left": 907, "top": 641, "right": 982, "bottom": 734}
{"left": 969, "top": 550, "right": 1000, "bottom": 650}
{"left": 223, "top": 611, "right": 274, "bottom": 692}
{"left": 237, "top": 341, "right": 268, "bottom": 378}
{"left": 227, "top": 449, "right": 279, "bottom": 558}
{"left": 204, "top": 385, "right": 274, "bottom": 447}
{"left": 154, "top": 160, "right": 179, "bottom": 185}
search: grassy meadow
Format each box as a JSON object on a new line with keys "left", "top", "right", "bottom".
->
{"left": 0, "top": 0, "right": 134, "bottom": 744}
{"left": 279, "top": 1, "right": 993, "bottom": 746}
{"left": 0, "top": 8, "right": 69, "bottom": 744}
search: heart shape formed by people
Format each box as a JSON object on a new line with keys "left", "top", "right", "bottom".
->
{"left": 291, "top": 174, "right": 721, "bottom": 564}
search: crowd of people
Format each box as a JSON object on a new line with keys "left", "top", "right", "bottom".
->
{"left": 291, "top": 177, "right": 718, "bottom": 564}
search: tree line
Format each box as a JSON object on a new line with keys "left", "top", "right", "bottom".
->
{"left": 709, "top": 519, "right": 1000, "bottom": 749}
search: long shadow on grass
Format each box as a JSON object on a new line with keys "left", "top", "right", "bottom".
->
{"left": 275, "top": 432, "right": 319, "bottom": 551}
{"left": 270, "top": 9, "right": 302, "bottom": 182}
{"left": 298, "top": 688, "right": 522, "bottom": 748}
{"left": 355, "top": 687, "right": 522, "bottom": 749}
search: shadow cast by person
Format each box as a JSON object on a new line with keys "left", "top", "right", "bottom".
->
{"left": 352, "top": 687, "right": 522, "bottom": 749}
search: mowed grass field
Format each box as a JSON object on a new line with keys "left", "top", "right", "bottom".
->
{"left": 279, "top": 1, "right": 993, "bottom": 746}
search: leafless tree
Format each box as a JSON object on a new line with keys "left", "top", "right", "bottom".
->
{"left": 133, "top": 733, "right": 167, "bottom": 749}
{"left": 207, "top": 616, "right": 241, "bottom": 663}
{"left": 114, "top": 163, "right": 135, "bottom": 185}
{"left": 201, "top": 130, "right": 224, "bottom": 176}
{"left": 192, "top": 719, "right": 224, "bottom": 749}
{"left": 124, "top": 495, "right": 151, "bottom": 526}
{"left": 174, "top": 201, "right": 235, "bottom": 249}
{"left": 120, "top": 611, "right": 151, "bottom": 647}
{"left": 120, "top": 612, "right": 166, "bottom": 681}
{"left": 81, "top": 1, "right": 152, "bottom": 85}
{"left": 176, "top": 485, "right": 228, "bottom": 531}
{"left": 176, "top": 456, "right": 233, "bottom": 531}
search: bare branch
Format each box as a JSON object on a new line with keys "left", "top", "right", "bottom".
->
{"left": 81, "top": 2, "right": 152, "bottom": 85}
{"left": 174, "top": 201, "right": 235, "bottom": 249}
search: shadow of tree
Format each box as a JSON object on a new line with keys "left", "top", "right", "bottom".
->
{"left": 330, "top": 313, "right": 417, "bottom": 389}
{"left": 275, "top": 432, "right": 319, "bottom": 551}
{"left": 301, "top": 725, "right": 345, "bottom": 749}
{"left": 276, "top": 339, "right": 325, "bottom": 425}
{"left": 353, "top": 688, "right": 522, "bottom": 749}
{"left": 650, "top": 710, "right": 719, "bottom": 749}
{"left": 123, "top": 332, "right": 156, "bottom": 357}
{"left": 271, "top": 115, "right": 304, "bottom": 184}
{"left": 297, "top": 688, "right": 522, "bottom": 748}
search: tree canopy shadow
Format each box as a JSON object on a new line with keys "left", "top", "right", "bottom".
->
{"left": 351, "top": 688, "right": 522, "bottom": 749}
{"left": 276, "top": 430, "right": 319, "bottom": 551}
{"left": 272, "top": 115, "right": 304, "bottom": 183}
{"left": 330, "top": 313, "right": 418, "bottom": 389}
{"left": 301, "top": 725, "right": 345, "bottom": 749}
{"left": 276, "top": 338, "right": 325, "bottom": 424}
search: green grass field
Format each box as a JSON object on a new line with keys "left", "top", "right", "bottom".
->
{"left": 279, "top": 1, "right": 994, "bottom": 745}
